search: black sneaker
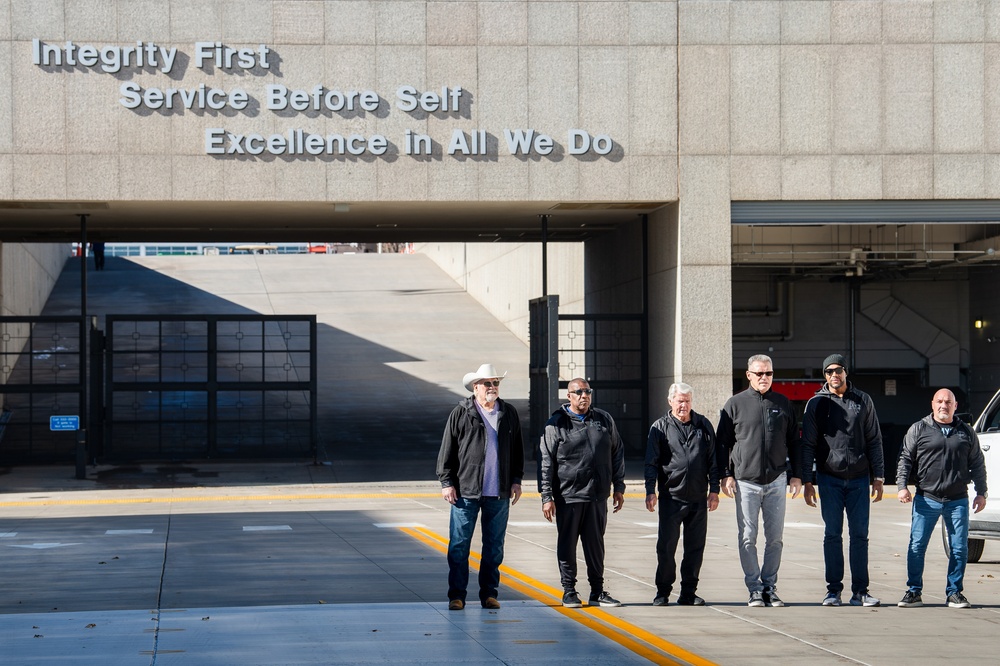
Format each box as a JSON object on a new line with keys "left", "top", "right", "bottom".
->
{"left": 652, "top": 595, "right": 669, "bottom": 606}
{"left": 897, "top": 590, "right": 923, "bottom": 608}
{"left": 589, "top": 591, "right": 622, "bottom": 607}
{"left": 763, "top": 589, "right": 784, "bottom": 607}
{"left": 677, "top": 594, "right": 705, "bottom": 606}
{"left": 748, "top": 590, "right": 765, "bottom": 607}
{"left": 562, "top": 590, "right": 582, "bottom": 608}
{"left": 947, "top": 592, "right": 971, "bottom": 608}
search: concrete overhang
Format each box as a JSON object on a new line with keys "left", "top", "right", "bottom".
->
{"left": 0, "top": 200, "right": 670, "bottom": 243}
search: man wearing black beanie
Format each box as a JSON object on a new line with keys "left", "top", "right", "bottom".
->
{"left": 800, "top": 354, "right": 885, "bottom": 608}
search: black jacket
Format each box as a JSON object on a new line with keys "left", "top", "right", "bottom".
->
{"left": 538, "top": 404, "right": 626, "bottom": 504}
{"left": 436, "top": 396, "right": 524, "bottom": 499}
{"left": 896, "top": 414, "right": 987, "bottom": 503}
{"left": 644, "top": 410, "right": 722, "bottom": 503}
{"left": 717, "top": 387, "right": 798, "bottom": 485}
{"left": 800, "top": 382, "right": 885, "bottom": 482}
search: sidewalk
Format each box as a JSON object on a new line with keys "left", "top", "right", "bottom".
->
{"left": 3, "top": 464, "right": 1000, "bottom": 665}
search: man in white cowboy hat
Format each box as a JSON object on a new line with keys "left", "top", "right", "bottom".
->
{"left": 436, "top": 363, "right": 524, "bottom": 611}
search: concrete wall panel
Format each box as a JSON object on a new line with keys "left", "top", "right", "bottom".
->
{"left": 171, "top": 0, "right": 224, "bottom": 43}
{"left": 678, "top": 0, "right": 729, "bottom": 45}
{"left": 678, "top": 45, "right": 729, "bottom": 155}
{"left": 327, "top": 1, "right": 377, "bottom": 45}
{"left": 781, "top": 46, "right": 831, "bottom": 155}
{"left": 730, "top": 156, "right": 781, "bottom": 200}
{"left": 730, "top": 0, "right": 780, "bottom": 45}
{"left": 883, "top": 0, "right": 933, "bottom": 43}
{"left": 629, "top": 47, "right": 676, "bottom": 155}
{"left": 833, "top": 45, "right": 881, "bottom": 154}
{"left": 832, "top": 0, "right": 881, "bottom": 44}
{"left": 884, "top": 44, "right": 934, "bottom": 154}
{"left": 731, "top": 45, "right": 779, "bottom": 155}
{"left": 10, "top": 0, "right": 63, "bottom": 40}
{"left": 934, "top": 0, "right": 985, "bottom": 42}
{"left": 429, "top": 2, "right": 478, "bottom": 46}
{"left": 631, "top": 1, "right": 676, "bottom": 46}
{"left": 121, "top": 154, "right": 173, "bottom": 199}
{"left": 935, "top": 44, "right": 984, "bottom": 154}
{"left": 67, "top": 0, "right": 118, "bottom": 41}
{"left": 579, "top": 2, "right": 628, "bottom": 46}
{"left": 0, "top": 155, "right": 11, "bottom": 199}
{"left": 833, "top": 155, "right": 883, "bottom": 200}
{"left": 68, "top": 154, "right": 119, "bottom": 200}
{"left": 782, "top": 0, "right": 832, "bottom": 44}
{"left": 628, "top": 155, "right": 676, "bottom": 201}
{"left": 782, "top": 155, "right": 832, "bottom": 199}
{"left": 882, "top": 154, "right": 934, "bottom": 199}
{"left": 479, "top": 1, "right": 528, "bottom": 46}
{"left": 222, "top": 0, "right": 273, "bottom": 43}
{"left": 13, "top": 154, "right": 65, "bottom": 199}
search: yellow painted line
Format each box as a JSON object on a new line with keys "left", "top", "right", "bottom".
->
{"left": 401, "top": 525, "right": 716, "bottom": 666}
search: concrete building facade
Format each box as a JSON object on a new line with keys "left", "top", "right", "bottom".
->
{"left": 4, "top": 1, "right": 1000, "bottom": 438}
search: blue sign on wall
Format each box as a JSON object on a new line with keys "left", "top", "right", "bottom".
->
{"left": 49, "top": 416, "right": 80, "bottom": 431}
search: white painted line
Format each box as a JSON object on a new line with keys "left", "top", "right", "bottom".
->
{"left": 507, "top": 521, "right": 553, "bottom": 527}
{"left": 638, "top": 534, "right": 657, "bottom": 539}
{"left": 0, "top": 532, "right": 17, "bottom": 538}
{"left": 8, "top": 543, "right": 81, "bottom": 549}
{"left": 242, "top": 525, "right": 292, "bottom": 531}
{"left": 373, "top": 522, "right": 426, "bottom": 528}
{"left": 106, "top": 529, "right": 154, "bottom": 535}
{"left": 633, "top": 522, "right": 658, "bottom": 527}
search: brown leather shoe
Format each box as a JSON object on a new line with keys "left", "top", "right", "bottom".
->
{"left": 448, "top": 599, "right": 465, "bottom": 611}
{"left": 482, "top": 597, "right": 501, "bottom": 609}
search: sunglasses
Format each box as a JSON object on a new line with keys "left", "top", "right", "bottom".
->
{"left": 748, "top": 371, "right": 773, "bottom": 378}
{"left": 824, "top": 367, "right": 845, "bottom": 376}
{"left": 570, "top": 388, "right": 594, "bottom": 396}
{"left": 477, "top": 380, "right": 501, "bottom": 388}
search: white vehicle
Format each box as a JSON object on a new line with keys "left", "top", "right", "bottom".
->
{"left": 960, "top": 389, "right": 1000, "bottom": 562}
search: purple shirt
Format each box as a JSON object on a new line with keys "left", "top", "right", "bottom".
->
{"left": 475, "top": 399, "right": 500, "bottom": 497}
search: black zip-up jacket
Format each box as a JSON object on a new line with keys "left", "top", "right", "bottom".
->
{"left": 436, "top": 396, "right": 524, "bottom": 499}
{"left": 800, "top": 382, "right": 885, "bottom": 482}
{"left": 538, "top": 404, "right": 626, "bottom": 504}
{"left": 717, "top": 387, "right": 798, "bottom": 485}
{"left": 644, "top": 410, "right": 722, "bottom": 503}
{"left": 896, "top": 414, "right": 987, "bottom": 503}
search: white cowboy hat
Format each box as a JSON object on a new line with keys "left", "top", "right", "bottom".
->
{"left": 463, "top": 363, "right": 507, "bottom": 392}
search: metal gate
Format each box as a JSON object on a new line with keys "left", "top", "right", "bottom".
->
{"left": 529, "top": 302, "right": 649, "bottom": 457}
{"left": 102, "top": 315, "right": 317, "bottom": 460}
{"left": 0, "top": 316, "right": 86, "bottom": 464}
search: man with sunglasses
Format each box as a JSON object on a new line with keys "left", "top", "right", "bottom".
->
{"left": 437, "top": 363, "right": 524, "bottom": 611}
{"left": 800, "top": 354, "right": 885, "bottom": 608}
{"left": 539, "top": 378, "right": 626, "bottom": 608}
{"left": 718, "top": 354, "right": 801, "bottom": 608}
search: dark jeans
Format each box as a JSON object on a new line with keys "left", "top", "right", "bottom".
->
{"left": 655, "top": 496, "right": 707, "bottom": 599}
{"left": 555, "top": 499, "right": 608, "bottom": 593}
{"left": 817, "top": 472, "right": 871, "bottom": 595}
{"left": 447, "top": 496, "right": 510, "bottom": 603}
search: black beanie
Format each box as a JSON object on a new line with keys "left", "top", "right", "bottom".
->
{"left": 822, "top": 353, "right": 848, "bottom": 372}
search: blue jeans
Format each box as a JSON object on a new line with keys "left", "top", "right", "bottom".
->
{"left": 906, "top": 494, "right": 969, "bottom": 597}
{"left": 735, "top": 476, "right": 787, "bottom": 593}
{"left": 447, "top": 496, "right": 510, "bottom": 603}
{"left": 817, "top": 472, "right": 871, "bottom": 595}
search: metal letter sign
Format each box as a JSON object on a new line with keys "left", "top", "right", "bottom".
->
{"left": 50, "top": 415, "right": 80, "bottom": 431}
